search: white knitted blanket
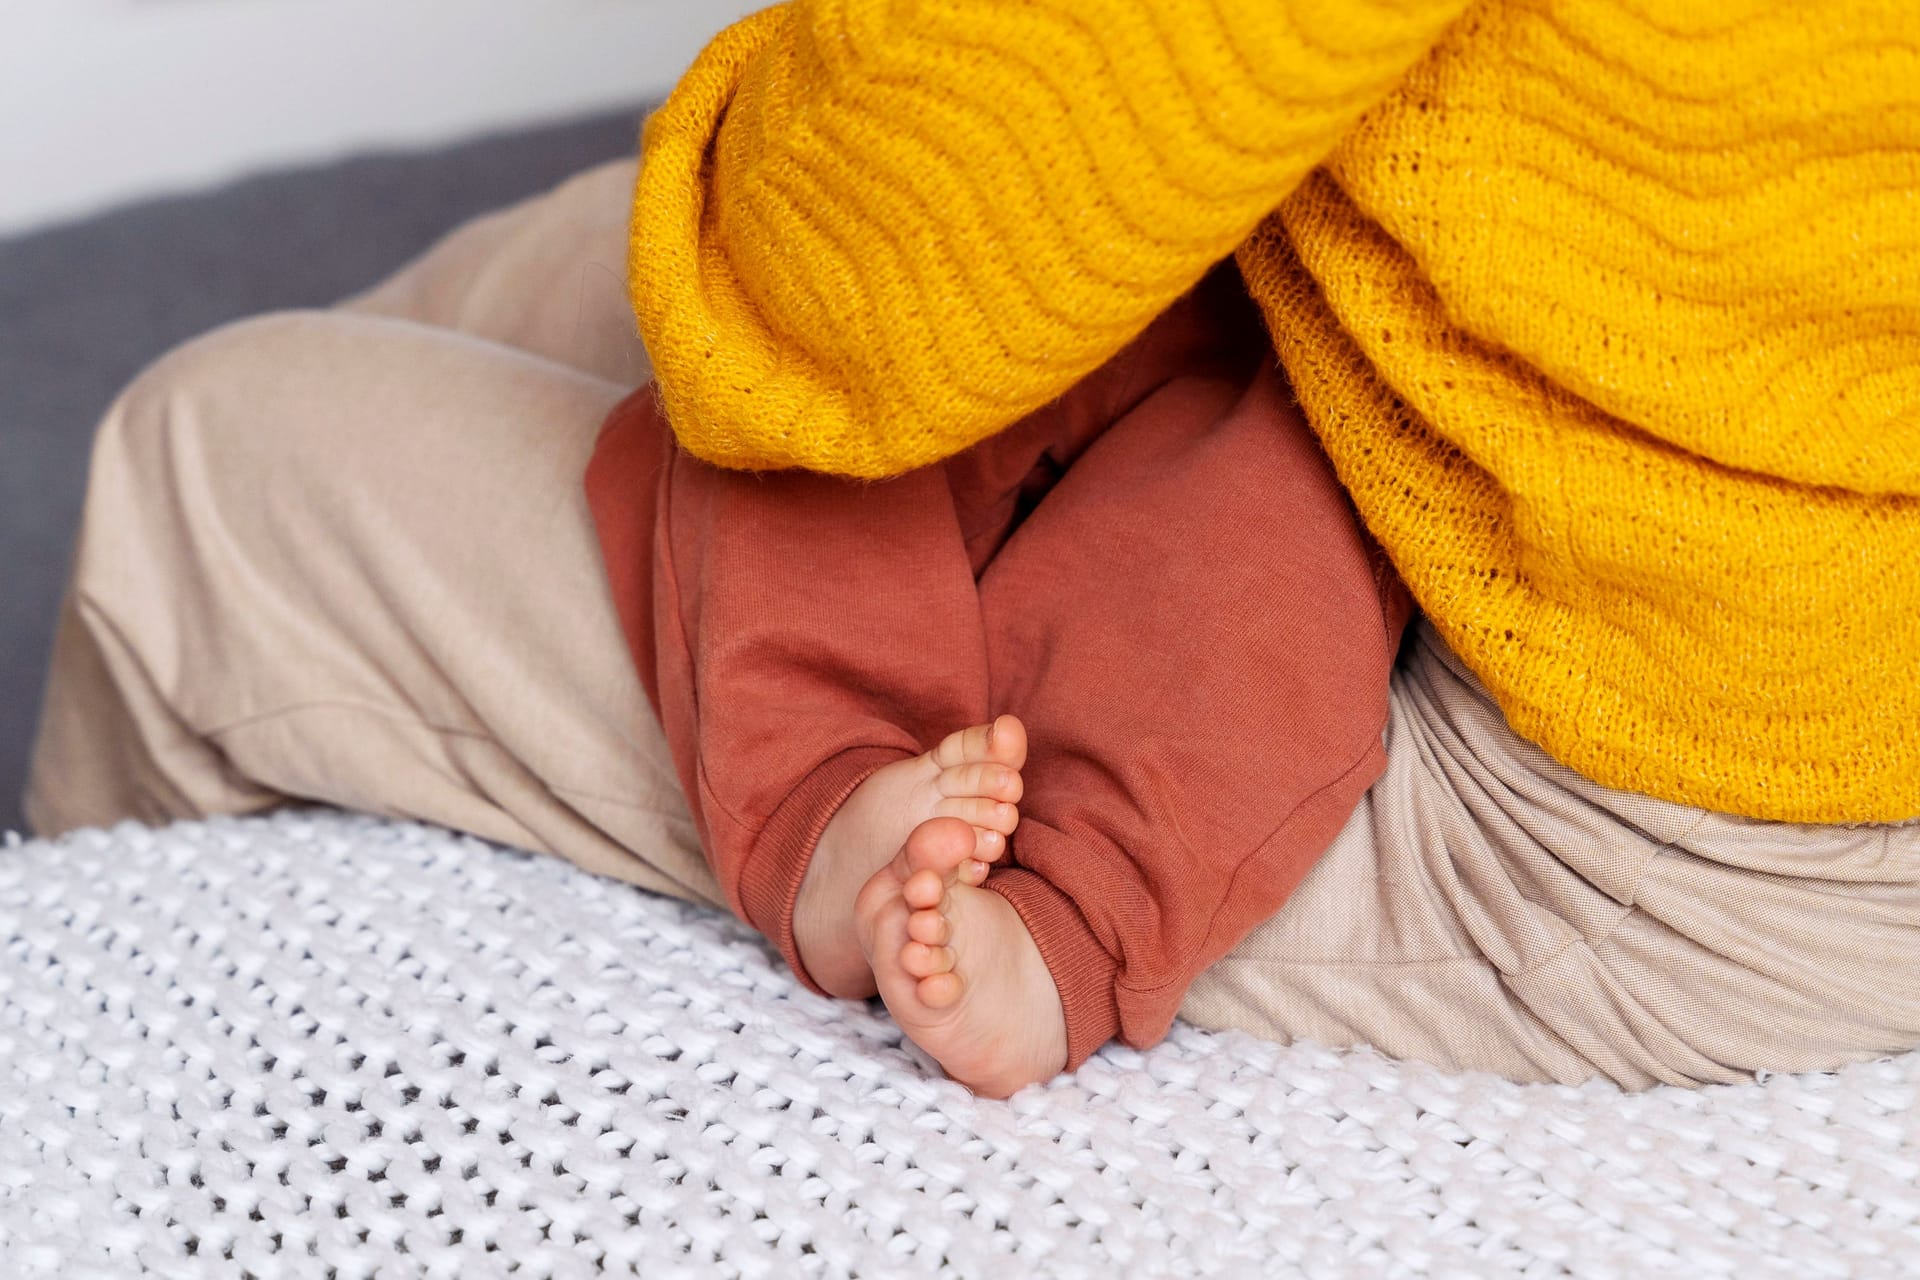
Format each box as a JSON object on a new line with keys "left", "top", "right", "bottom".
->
{"left": 3, "top": 812, "right": 1916, "bottom": 1278}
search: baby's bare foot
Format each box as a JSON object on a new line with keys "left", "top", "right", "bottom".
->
{"left": 855, "top": 817, "right": 1069, "bottom": 1099}
{"left": 795, "top": 715, "right": 1028, "bottom": 998}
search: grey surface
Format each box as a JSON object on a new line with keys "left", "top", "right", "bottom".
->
{"left": 0, "top": 108, "right": 646, "bottom": 836}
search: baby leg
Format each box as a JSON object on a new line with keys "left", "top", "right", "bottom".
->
{"left": 587, "top": 262, "right": 1282, "bottom": 1031}
{"left": 855, "top": 359, "right": 1411, "bottom": 1095}
{"left": 587, "top": 392, "right": 1029, "bottom": 999}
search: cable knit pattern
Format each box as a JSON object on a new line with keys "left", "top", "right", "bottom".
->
{"left": 631, "top": 0, "right": 1920, "bottom": 822}
{"left": 1240, "top": 0, "right": 1920, "bottom": 823}
{"left": 630, "top": 0, "right": 1467, "bottom": 477}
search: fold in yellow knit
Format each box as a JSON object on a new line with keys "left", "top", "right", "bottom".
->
{"left": 630, "top": 0, "right": 1920, "bottom": 824}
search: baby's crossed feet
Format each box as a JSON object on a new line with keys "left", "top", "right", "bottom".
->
{"left": 855, "top": 817, "right": 1069, "bottom": 1099}
{"left": 795, "top": 715, "right": 1028, "bottom": 999}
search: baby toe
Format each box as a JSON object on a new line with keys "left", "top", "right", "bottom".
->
{"left": 907, "top": 907, "right": 951, "bottom": 946}
{"left": 938, "top": 762, "right": 1023, "bottom": 804}
{"left": 915, "top": 971, "right": 965, "bottom": 1009}
{"left": 983, "top": 714, "right": 1028, "bottom": 770}
{"left": 931, "top": 721, "right": 996, "bottom": 769}
{"left": 903, "top": 867, "right": 948, "bottom": 911}
{"left": 902, "top": 816, "right": 978, "bottom": 880}
{"left": 936, "top": 795, "right": 1020, "bottom": 835}
{"left": 973, "top": 828, "right": 1006, "bottom": 862}
{"left": 901, "top": 941, "right": 955, "bottom": 979}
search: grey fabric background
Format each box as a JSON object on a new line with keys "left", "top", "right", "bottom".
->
{"left": 0, "top": 109, "right": 646, "bottom": 836}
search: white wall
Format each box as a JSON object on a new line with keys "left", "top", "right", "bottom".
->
{"left": 0, "top": 0, "right": 766, "bottom": 237}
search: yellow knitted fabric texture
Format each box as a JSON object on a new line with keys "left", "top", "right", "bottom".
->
{"left": 631, "top": 0, "right": 1466, "bottom": 477}
{"left": 631, "top": 0, "right": 1920, "bottom": 823}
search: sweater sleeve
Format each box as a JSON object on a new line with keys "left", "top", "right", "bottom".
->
{"left": 629, "top": 0, "right": 1468, "bottom": 478}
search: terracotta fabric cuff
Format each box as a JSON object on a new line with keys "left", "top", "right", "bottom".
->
{"left": 982, "top": 866, "right": 1123, "bottom": 1071}
{"left": 739, "top": 744, "right": 917, "bottom": 995}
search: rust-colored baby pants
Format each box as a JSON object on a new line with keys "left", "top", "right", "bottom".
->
{"left": 585, "top": 268, "right": 1412, "bottom": 1069}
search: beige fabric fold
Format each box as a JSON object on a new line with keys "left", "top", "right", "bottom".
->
{"left": 1184, "top": 624, "right": 1920, "bottom": 1086}
{"left": 27, "top": 162, "right": 721, "bottom": 910}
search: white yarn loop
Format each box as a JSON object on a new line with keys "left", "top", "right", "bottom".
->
{"left": 3, "top": 811, "right": 1917, "bottom": 1277}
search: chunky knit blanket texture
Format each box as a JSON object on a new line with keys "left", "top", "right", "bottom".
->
{"left": 631, "top": 0, "right": 1920, "bottom": 823}
{"left": 4, "top": 811, "right": 1917, "bottom": 1277}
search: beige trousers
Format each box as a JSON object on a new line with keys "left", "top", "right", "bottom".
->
{"left": 27, "top": 159, "right": 1920, "bottom": 1089}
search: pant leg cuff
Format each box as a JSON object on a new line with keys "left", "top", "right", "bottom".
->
{"left": 981, "top": 866, "right": 1122, "bottom": 1072}
{"left": 740, "top": 744, "right": 918, "bottom": 995}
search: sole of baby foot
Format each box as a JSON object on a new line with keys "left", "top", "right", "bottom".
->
{"left": 795, "top": 715, "right": 1028, "bottom": 999}
{"left": 855, "top": 816, "right": 1069, "bottom": 1099}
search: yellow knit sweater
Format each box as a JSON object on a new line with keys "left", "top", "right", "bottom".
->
{"left": 629, "top": 0, "right": 1920, "bottom": 824}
